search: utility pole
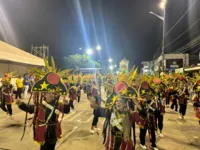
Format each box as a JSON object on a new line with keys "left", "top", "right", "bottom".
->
{"left": 161, "top": 7, "right": 166, "bottom": 72}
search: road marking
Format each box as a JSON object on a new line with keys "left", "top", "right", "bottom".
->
{"left": 63, "top": 111, "right": 76, "bottom": 121}
{"left": 84, "top": 115, "right": 93, "bottom": 123}
{"left": 69, "top": 112, "right": 84, "bottom": 121}
{"left": 55, "top": 126, "right": 78, "bottom": 149}
{"left": 77, "top": 119, "right": 82, "bottom": 123}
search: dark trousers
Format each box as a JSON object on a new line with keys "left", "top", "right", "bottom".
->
{"left": 1, "top": 97, "right": 12, "bottom": 115}
{"left": 179, "top": 104, "right": 187, "bottom": 116}
{"left": 171, "top": 99, "right": 178, "bottom": 111}
{"left": 15, "top": 88, "right": 22, "bottom": 99}
{"left": 166, "top": 96, "right": 170, "bottom": 105}
{"left": 77, "top": 96, "right": 80, "bottom": 103}
{"left": 40, "top": 142, "right": 56, "bottom": 150}
{"left": 92, "top": 110, "right": 99, "bottom": 126}
{"left": 155, "top": 111, "right": 163, "bottom": 131}
{"left": 69, "top": 100, "right": 74, "bottom": 109}
{"left": 140, "top": 126, "right": 156, "bottom": 147}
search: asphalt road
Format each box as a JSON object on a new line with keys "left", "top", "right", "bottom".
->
{"left": 0, "top": 90, "right": 199, "bottom": 150}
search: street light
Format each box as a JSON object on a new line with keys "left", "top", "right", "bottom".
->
{"left": 109, "top": 65, "right": 113, "bottom": 70}
{"left": 86, "top": 49, "right": 93, "bottom": 55}
{"left": 114, "top": 65, "right": 117, "bottom": 67}
{"left": 160, "top": 0, "right": 167, "bottom": 9}
{"left": 96, "top": 45, "right": 101, "bottom": 51}
{"left": 79, "top": 47, "right": 82, "bottom": 50}
{"left": 150, "top": 0, "right": 166, "bottom": 72}
{"left": 108, "top": 58, "right": 112, "bottom": 63}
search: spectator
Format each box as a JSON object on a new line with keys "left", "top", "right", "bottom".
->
{"left": 23, "top": 74, "right": 30, "bottom": 99}
{"left": 15, "top": 76, "right": 23, "bottom": 99}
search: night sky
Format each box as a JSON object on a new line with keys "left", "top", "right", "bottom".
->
{"left": 0, "top": 0, "right": 200, "bottom": 68}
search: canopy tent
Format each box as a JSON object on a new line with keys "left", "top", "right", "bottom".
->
{"left": 0, "top": 41, "right": 45, "bottom": 66}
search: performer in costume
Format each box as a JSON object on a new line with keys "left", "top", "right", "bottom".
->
{"left": 152, "top": 78, "right": 166, "bottom": 138}
{"left": 16, "top": 72, "right": 70, "bottom": 150}
{"left": 69, "top": 85, "right": 77, "bottom": 110}
{"left": 0, "top": 73, "right": 14, "bottom": 117}
{"left": 192, "top": 79, "right": 200, "bottom": 124}
{"left": 103, "top": 81, "right": 142, "bottom": 150}
{"left": 136, "top": 81, "right": 159, "bottom": 150}
{"left": 175, "top": 76, "right": 189, "bottom": 120}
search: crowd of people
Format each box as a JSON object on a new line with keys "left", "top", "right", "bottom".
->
{"left": 0, "top": 68, "right": 200, "bottom": 150}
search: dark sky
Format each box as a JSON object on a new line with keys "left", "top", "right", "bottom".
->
{"left": 0, "top": 0, "right": 200, "bottom": 68}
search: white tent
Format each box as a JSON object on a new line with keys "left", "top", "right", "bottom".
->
{"left": 0, "top": 41, "right": 45, "bottom": 66}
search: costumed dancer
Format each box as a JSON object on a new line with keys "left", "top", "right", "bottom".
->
{"left": 136, "top": 81, "right": 159, "bottom": 150}
{"left": 152, "top": 78, "right": 166, "bottom": 138}
{"left": 175, "top": 76, "right": 189, "bottom": 120}
{"left": 16, "top": 72, "right": 70, "bottom": 150}
{"left": 0, "top": 73, "right": 14, "bottom": 117}
{"left": 76, "top": 79, "right": 82, "bottom": 103}
{"left": 103, "top": 81, "right": 142, "bottom": 150}
{"left": 192, "top": 79, "right": 200, "bottom": 125}
{"left": 69, "top": 85, "right": 77, "bottom": 110}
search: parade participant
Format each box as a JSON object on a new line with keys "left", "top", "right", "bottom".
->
{"left": 192, "top": 79, "right": 200, "bottom": 124}
{"left": 174, "top": 76, "right": 188, "bottom": 119}
{"left": 16, "top": 72, "right": 70, "bottom": 150}
{"left": 136, "top": 81, "right": 158, "bottom": 150}
{"left": 16, "top": 75, "right": 23, "bottom": 99}
{"left": 103, "top": 81, "right": 142, "bottom": 150}
{"left": 0, "top": 73, "right": 14, "bottom": 117}
{"left": 88, "top": 91, "right": 102, "bottom": 134}
{"left": 69, "top": 85, "right": 77, "bottom": 110}
{"left": 152, "top": 78, "right": 166, "bottom": 138}
{"left": 76, "top": 80, "right": 82, "bottom": 103}
{"left": 170, "top": 88, "right": 178, "bottom": 112}
{"left": 178, "top": 87, "right": 189, "bottom": 120}
{"left": 86, "top": 80, "right": 92, "bottom": 98}
{"left": 23, "top": 73, "right": 31, "bottom": 99}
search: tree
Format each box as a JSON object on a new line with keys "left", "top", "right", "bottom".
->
{"left": 61, "top": 54, "right": 101, "bottom": 69}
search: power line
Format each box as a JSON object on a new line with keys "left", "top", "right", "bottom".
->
{"left": 165, "top": 0, "right": 197, "bottom": 37}
{"left": 164, "top": 18, "right": 200, "bottom": 49}
{"left": 153, "top": 1, "right": 197, "bottom": 58}
{"left": 174, "top": 36, "right": 200, "bottom": 53}
{"left": 165, "top": 28, "right": 200, "bottom": 53}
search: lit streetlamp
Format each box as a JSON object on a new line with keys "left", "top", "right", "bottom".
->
{"left": 108, "top": 58, "right": 113, "bottom": 63}
{"left": 109, "top": 65, "right": 113, "bottom": 70}
{"left": 96, "top": 45, "right": 102, "bottom": 51}
{"left": 150, "top": 0, "right": 166, "bottom": 72}
{"left": 86, "top": 49, "right": 93, "bottom": 55}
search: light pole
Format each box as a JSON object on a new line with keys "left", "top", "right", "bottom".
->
{"left": 150, "top": 0, "right": 166, "bottom": 72}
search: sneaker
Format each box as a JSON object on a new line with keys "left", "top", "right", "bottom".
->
{"left": 95, "top": 128, "right": 101, "bottom": 131}
{"left": 178, "top": 114, "right": 182, "bottom": 119}
{"left": 182, "top": 116, "right": 184, "bottom": 120}
{"left": 152, "top": 146, "right": 159, "bottom": 150}
{"left": 90, "top": 129, "right": 95, "bottom": 134}
{"left": 140, "top": 144, "right": 147, "bottom": 149}
{"left": 159, "top": 133, "right": 164, "bottom": 138}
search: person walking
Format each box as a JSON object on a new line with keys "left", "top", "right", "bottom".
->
{"left": 69, "top": 85, "right": 77, "bottom": 110}
{"left": 76, "top": 82, "right": 82, "bottom": 103}
{"left": 0, "top": 73, "right": 14, "bottom": 117}
{"left": 15, "top": 75, "right": 23, "bottom": 99}
{"left": 23, "top": 74, "right": 30, "bottom": 99}
{"left": 178, "top": 88, "right": 189, "bottom": 120}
